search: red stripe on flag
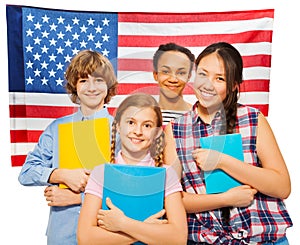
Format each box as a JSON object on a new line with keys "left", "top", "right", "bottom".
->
{"left": 11, "top": 155, "right": 27, "bottom": 167}
{"left": 240, "top": 80, "right": 269, "bottom": 92}
{"left": 118, "top": 31, "right": 273, "bottom": 47}
{"left": 243, "top": 55, "right": 271, "bottom": 68}
{"left": 10, "top": 105, "right": 77, "bottom": 118}
{"left": 108, "top": 107, "right": 116, "bottom": 116}
{"left": 118, "top": 9, "right": 274, "bottom": 23}
{"left": 10, "top": 130, "right": 43, "bottom": 143}
{"left": 118, "top": 55, "right": 271, "bottom": 72}
{"left": 248, "top": 104, "right": 269, "bottom": 116}
{"left": 117, "top": 83, "right": 160, "bottom": 94}
{"left": 118, "top": 59, "right": 153, "bottom": 72}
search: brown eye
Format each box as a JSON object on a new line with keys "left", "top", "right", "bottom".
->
{"left": 217, "top": 77, "right": 225, "bottom": 83}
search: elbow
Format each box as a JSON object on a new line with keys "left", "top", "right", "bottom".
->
{"left": 77, "top": 226, "right": 97, "bottom": 245}
{"left": 177, "top": 236, "right": 188, "bottom": 245}
{"left": 271, "top": 180, "right": 291, "bottom": 199}
{"left": 77, "top": 227, "right": 86, "bottom": 245}
{"left": 175, "top": 231, "right": 188, "bottom": 245}
{"left": 173, "top": 226, "right": 188, "bottom": 245}
{"left": 279, "top": 177, "right": 292, "bottom": 199}
{"left": 279, "top": 186, "right": 291, "bottom": 200}
{"left": 77, "top": 232, "right": 88, "bottom": 245}
{"left": 18, "top": 174, "right": 26, "bottom": 186}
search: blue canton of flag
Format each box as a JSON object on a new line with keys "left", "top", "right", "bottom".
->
{"left": 22, "top": 7, "right": 118, "bottom": 94}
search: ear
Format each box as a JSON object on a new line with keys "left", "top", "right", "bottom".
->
{"left": 116, "top": 123, "right": 120, "bottom": 133}
{"left": 232, "top": 83, "right": 239, "bottom": 92}
{"left": 187, "top": 72, "right": 192, "bottom": 82}
{"left": 153, "top": 71, "right": 158, "bottom": 81}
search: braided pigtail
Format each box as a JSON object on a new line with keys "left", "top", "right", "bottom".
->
{"left": 151, "top": 132, "right": 165, "bottom": 167}
{"left": 110, "top": 120, "right": 118, "bottom": 164}
{"left": 221, "top": 89, "right": 239, "bottom": 134}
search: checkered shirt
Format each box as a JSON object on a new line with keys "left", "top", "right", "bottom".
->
{"left": 171, "top": 102, "right": 293, "bottom": 244}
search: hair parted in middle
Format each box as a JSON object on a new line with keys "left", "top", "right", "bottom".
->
{"left": 110, "top": 93, "right": 165, "bottom": 167}
{"left": 195, "top": 42, "right": 243, "bottom": 134}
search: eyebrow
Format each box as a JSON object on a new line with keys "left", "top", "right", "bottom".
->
{"left": 197, "top": 67, "right": 224, "bottom": 75}
{"left": 125, "top": 117, "right": 155, "bottom": 124}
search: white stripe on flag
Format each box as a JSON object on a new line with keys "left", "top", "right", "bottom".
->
{"left": 11, "top": 143, "right": 36, "bottom": 156}
{"left": 10, "top": 118, "right": 55, "bottom": 131}
{"left": 118, "top": 43, "right": 272, "bottom": 59}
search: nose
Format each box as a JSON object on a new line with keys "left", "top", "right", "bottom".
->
{"left": 168, "top": 72, "right": 179, "bottom": 82}
{"left": 199, "top": 76, "right": 214, "bottom": 88}
{"left": 132, "top": 124, "right": 143, "bottom": 135}
{"left": 86, "top": 79, "right": 97, "bottom": 91}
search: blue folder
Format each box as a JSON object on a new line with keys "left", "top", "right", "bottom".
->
{"left": 102, "top": 163, "right": 166, "bottom": 221}
{"left": 200, "top": 133, "right": 244, "bottom": 194}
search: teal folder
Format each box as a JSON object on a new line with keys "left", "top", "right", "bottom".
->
{"left": 102, "top": 164, "right": 166, "bottom": 221}
{"left": 200, "top": 133, "right": 244, "bottom": 194}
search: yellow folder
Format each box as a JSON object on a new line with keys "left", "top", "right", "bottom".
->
{"left": 58, "top": 118, "right": 111, "bottom": 188}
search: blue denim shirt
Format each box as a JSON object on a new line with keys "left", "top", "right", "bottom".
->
{"left": 18, "top": 107, "right": 113, "bottom": 245}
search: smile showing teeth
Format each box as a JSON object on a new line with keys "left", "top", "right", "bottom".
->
{"left": 201, "top": 90, "right": 214, "bottom": 97}
{"left": 130, "top": 138, "right": 143, "bottom": 144}
{"left": 167, "top": 86, "right": 178, "bottom": 90}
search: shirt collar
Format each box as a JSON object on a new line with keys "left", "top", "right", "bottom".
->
{"left": 72, "top": 107, "right": 110, "bottom": 121}
{"left": 116, "top": 151, "right": 154, "bottom": 167}
{"left": 191, "top": 101, "right": 222, "bottom": 125}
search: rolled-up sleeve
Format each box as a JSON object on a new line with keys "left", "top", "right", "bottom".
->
{"left": 18, "top": 122, "right": 57, "bottom": 186}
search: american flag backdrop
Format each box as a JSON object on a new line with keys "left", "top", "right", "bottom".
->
{"left": 6, "top": 5, "right": 274, "bottom": 167}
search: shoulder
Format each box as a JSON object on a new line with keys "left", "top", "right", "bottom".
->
{"left": 90, "top": 164, "right": 106, "bottom": 183}
{"left": 42, "top": 113, "right": 77, "bottom": 133}
{"left": 238, "top": 104, "right": 260, "bottom": 114}
{"left": 163, "top": 165, "right": 180, "bottom": 180}
{"left": 237, "top": 104, "right": 260, "bottom": 120}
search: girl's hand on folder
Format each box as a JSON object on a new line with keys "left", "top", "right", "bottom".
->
{"left": 144, "top": 209, "right": 168, "bottom": 224}
{"left": 97, "top": 197, "right": 126, "bottom": 232}
{"left": 192, "top": 148, "right": 223, "bottom": 171}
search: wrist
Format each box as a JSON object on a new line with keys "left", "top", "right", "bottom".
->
{"left": 49, "top": 168, "right": 69, "bottom": 184}
{"left": 218, "top": 192, "right": 227, "bottom": 207}
{"left": 218, "top": 153, "right": 228, "bottom": 170}
{"left": 119, "top": 215, "right": 132, "bottom": 232}
{"left": 76, "top": 192, "right": 82, "bottom": 205}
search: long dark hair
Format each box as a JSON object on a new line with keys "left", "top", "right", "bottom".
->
{"left": 195, "top": 42, "right": 244, "bottom": 223}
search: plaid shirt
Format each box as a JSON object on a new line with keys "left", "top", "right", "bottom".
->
{"left": 171, "top": 102, "right": 292, "bottom": 244}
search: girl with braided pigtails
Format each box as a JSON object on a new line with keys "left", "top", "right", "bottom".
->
{"left": 78, "top": 93, "right": 187, "bottom": 245}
